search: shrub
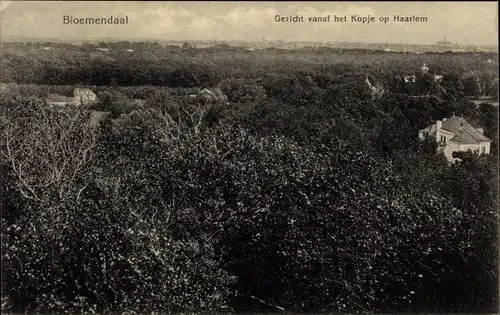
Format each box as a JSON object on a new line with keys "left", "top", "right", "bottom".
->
{"left": 1, "top": 100, "right": 234, "bottom": 314}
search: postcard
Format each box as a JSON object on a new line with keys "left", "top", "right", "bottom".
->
{"left": 1, "top": 1, "right": 498, "bottom": 314}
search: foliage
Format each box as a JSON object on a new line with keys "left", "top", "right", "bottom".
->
{"left": 1, "top": 99, "right": 234, "bottom": 314}
{"left": 94, "top": 90, "right": 136, "bottom": 117}
{"left": 1, "top": 44, "right": 498, "bottom": 315}
{"left": 220, "top": 78, "right": 267, "bottom": 103}
{"left": 460, "top": 71, "right": 482, "bottom": 97}
{"left": 1, "top": 43, "right": 497, "bottom": 99}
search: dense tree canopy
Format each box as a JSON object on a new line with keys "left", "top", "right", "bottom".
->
{"left": 1, "top": 42, "right": 498, "bottom": 314}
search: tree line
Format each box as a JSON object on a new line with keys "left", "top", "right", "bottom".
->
{"left": 1, "top": 42, "right": 498, "bottom": 98}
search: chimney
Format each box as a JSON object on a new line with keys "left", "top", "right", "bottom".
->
{"left": 477, "top": 127, "right": 484, "bottom": 135}
{"left": 436, "top": 120, "right": 442, "bottom": 130}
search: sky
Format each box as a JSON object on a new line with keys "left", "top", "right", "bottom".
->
{"left": 0, "top": 1, "right": 498, "bottom": 46}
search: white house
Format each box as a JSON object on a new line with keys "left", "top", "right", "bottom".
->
{"left": 419, "top": 115, "right": 492, "bottom": 161}
{"left": 196, "top": 87, "right": 229, "bottom": 104}
{"left": 46, "top": 88, "right": 98, "bottom": 107}
{"left": 73, "top": 88, "right": 98, "bottom": 105}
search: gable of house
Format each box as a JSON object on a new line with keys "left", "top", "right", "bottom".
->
{"left": 420, "top": 116, "right": 491, "bottom": 144}
{"left": 73, "top": 88, "right": 98, "bottom": 105}
{"left": 440, "top": 117, "right": 491, "bottom": 143}
{"left": 419, "top": 124, "right": 437, "bottom": 138}
{"left": 197, "top": 87, "right": 228, "bottom": 102}
{"left": 74, "top": 88, "right": 96, "bottom": 99}
{"left": 199, "top": 88, "right": 215, "bottom": 98}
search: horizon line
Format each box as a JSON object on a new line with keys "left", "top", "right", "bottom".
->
{"left": 0, "top": 35, "right": 498, "bottom": 48}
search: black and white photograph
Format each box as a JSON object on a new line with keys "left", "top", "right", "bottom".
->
{"left": 0, "top": 1, "right": 498, "bottom": 314}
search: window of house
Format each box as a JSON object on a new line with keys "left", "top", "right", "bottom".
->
{"left": 443, "top": 136, "right": 446, "bottom": 144}
{"left": 481, "top": 147, "right": 486, "bottom": 154}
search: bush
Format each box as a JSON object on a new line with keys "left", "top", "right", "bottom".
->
{"left": 109, "top": 125, "right": 489, "bottom": 313}
{"left": 1, "top": 100, "right": 234, "bottom": 314}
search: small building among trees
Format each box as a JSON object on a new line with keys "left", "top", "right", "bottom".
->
{"left": 419, "top": 115, "right": 492, "bottom": 162}
{"left": 46, "top": 88, "right": 98, "bottom": 107}
{"left": 189, "top": 87, "right": 229, "bottom": 104}
{"left": 74, "top": 88, "right": 98, "bottom": 105}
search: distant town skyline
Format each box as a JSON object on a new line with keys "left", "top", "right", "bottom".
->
{"left": 0, "top": 1, "right": 498, "bottom": 47}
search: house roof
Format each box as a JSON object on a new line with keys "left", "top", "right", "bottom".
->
{"left": 419, "top": 124, "right": 437, "bottom": 137}
{"left": 449, "top": 129, "right": 486, "bottom": 144}
{"left": 198, "top": 87, "right": 228, "bottom": 101}
{"left": 420, "top": 115, "right": 492, "bottom": 144}
{"left": 441, "top": 116, "right": 491, "bottom": 142}
{"left": 199, "top": 88, "right": 215, "bottom": 96}
{"left": 74, "top": 88, "right": 96, "bottom": 96}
